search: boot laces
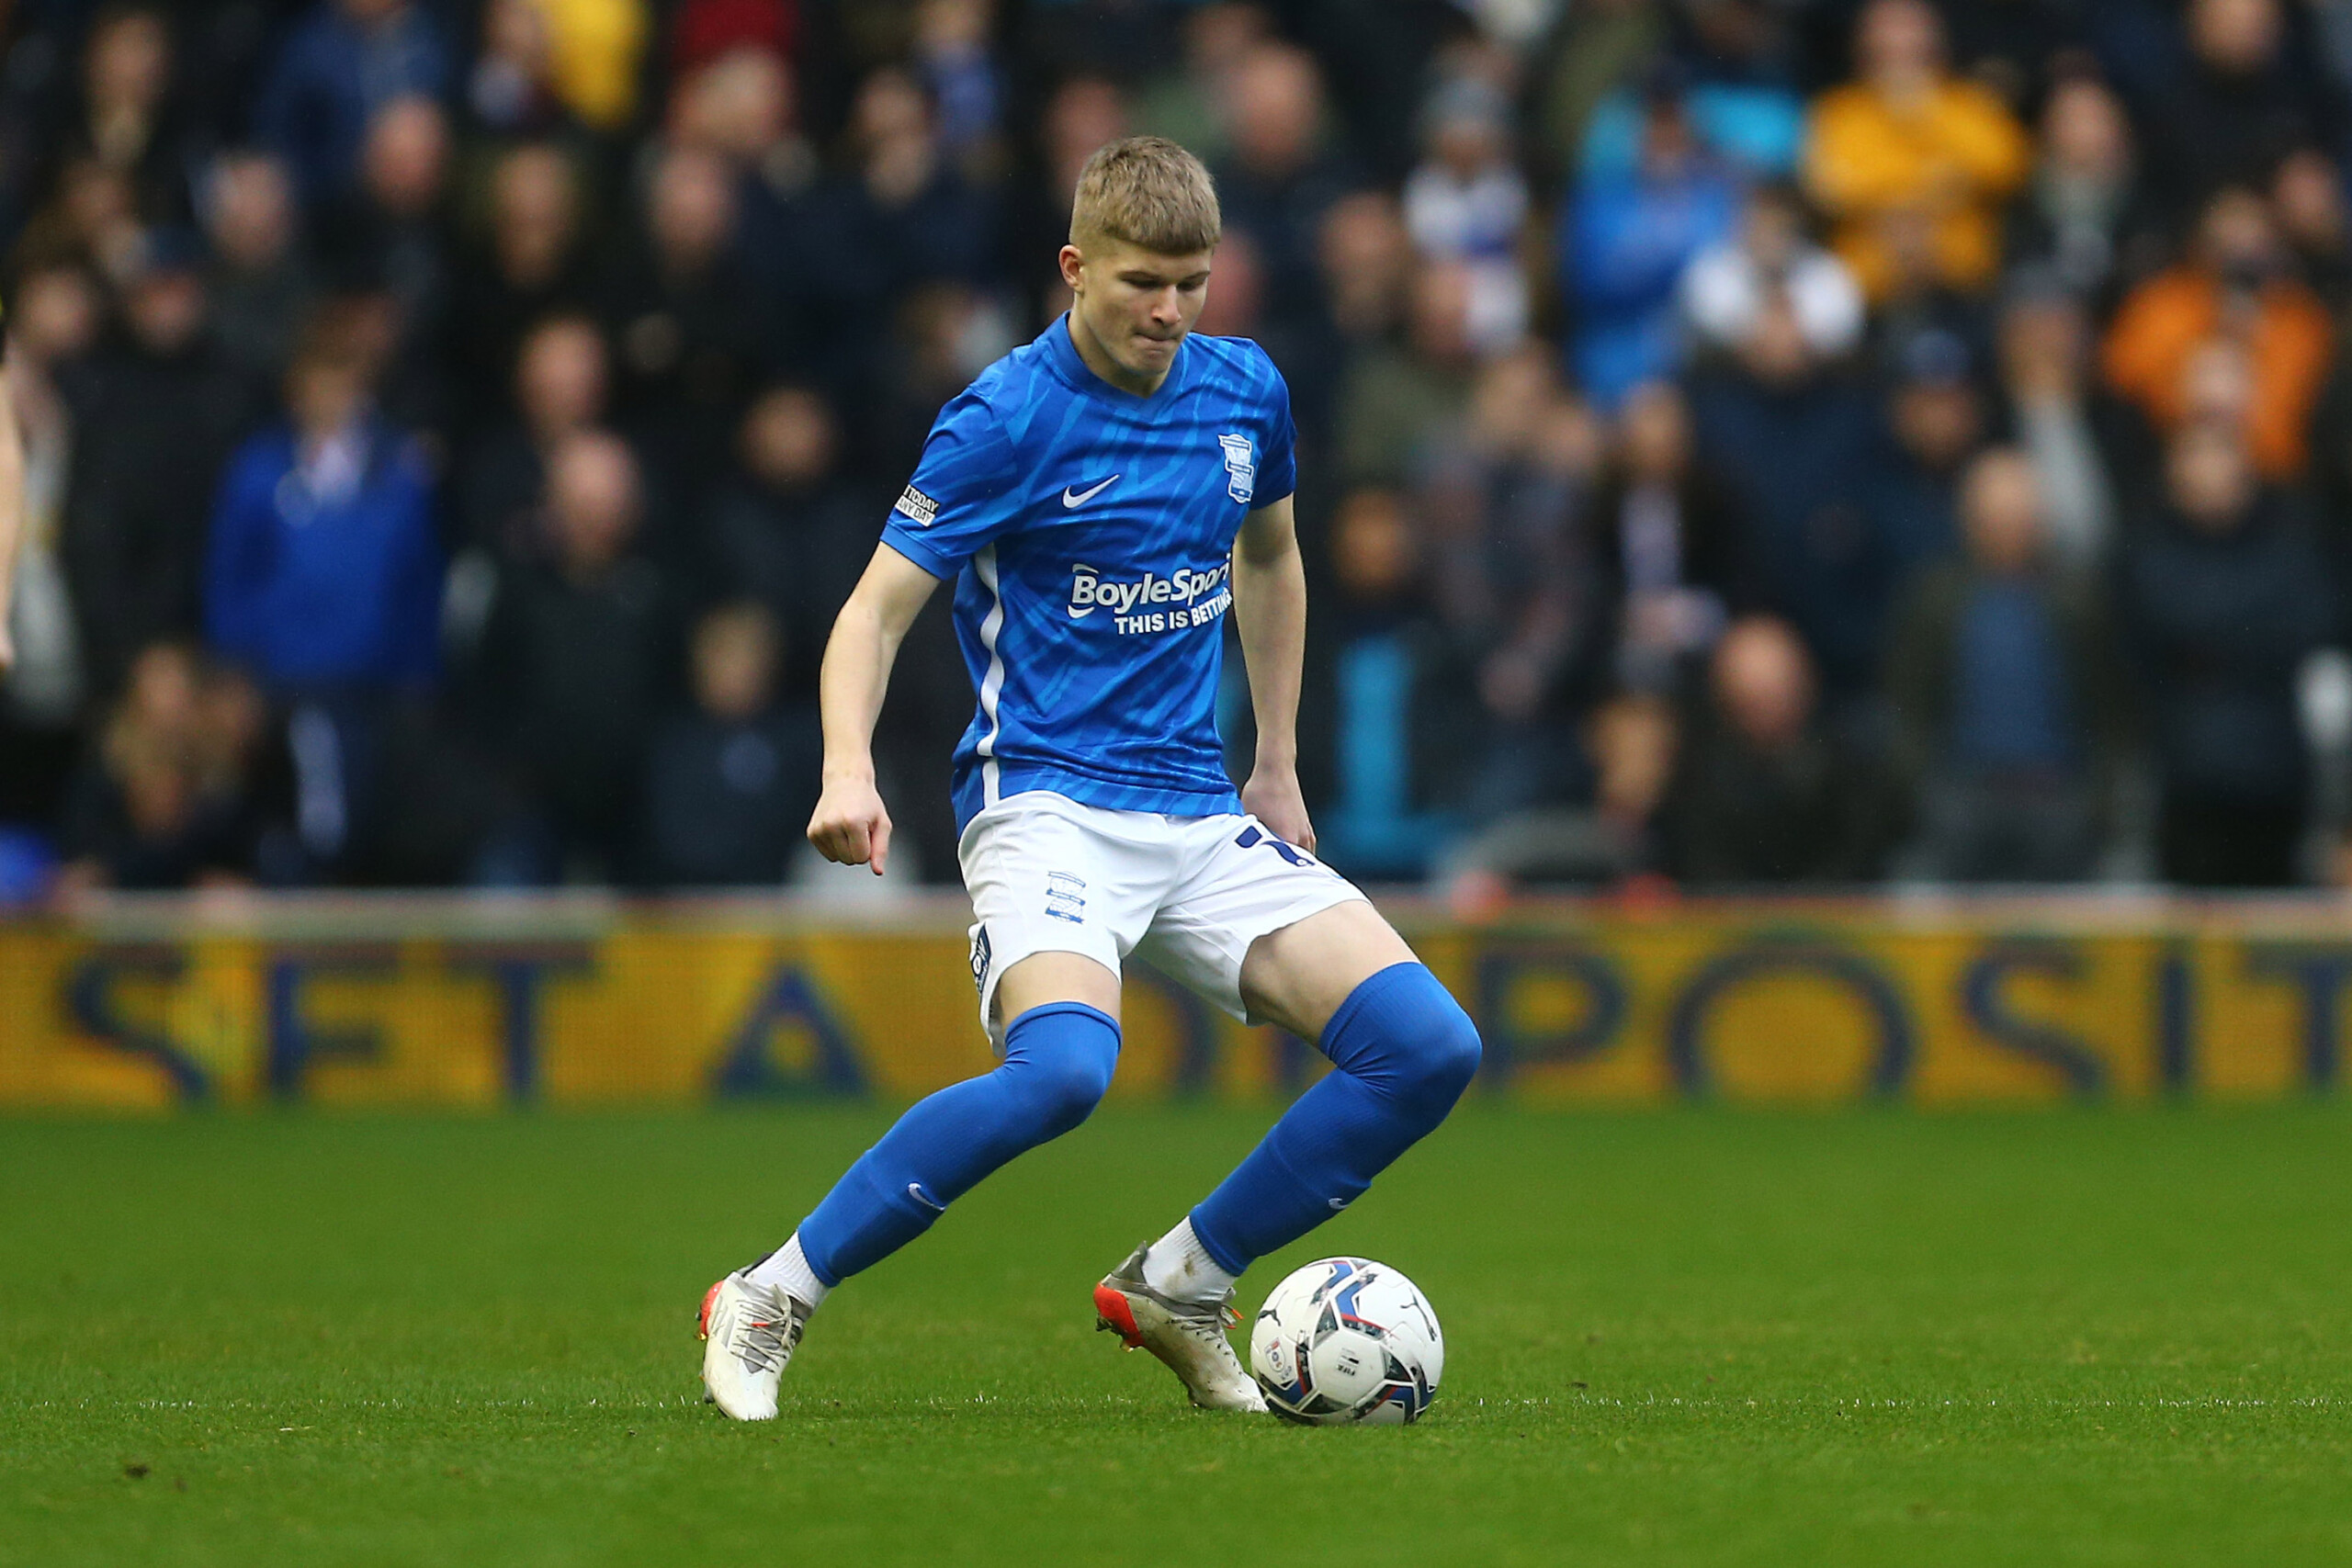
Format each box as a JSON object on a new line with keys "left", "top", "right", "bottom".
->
{"left": 731, "top": 1298, "right": 802, "bottom": 1373}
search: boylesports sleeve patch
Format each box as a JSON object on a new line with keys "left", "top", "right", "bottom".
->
{"left": 894, "top": 483, "right": 940, "bottom": 526}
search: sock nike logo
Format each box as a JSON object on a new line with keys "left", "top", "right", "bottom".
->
{"left": 1062, "top": 476, "right": 1119, "bottom": 508}
{"left": 907, "top": 1182, "right": 945, "bottom": 1213}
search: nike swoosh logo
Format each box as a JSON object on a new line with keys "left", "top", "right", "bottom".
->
{"left": 1062, "top": 476, "right": 1119, "bottom": 508}
{"left": 907, "top": 1183, "right": 945, "bottom": 1213}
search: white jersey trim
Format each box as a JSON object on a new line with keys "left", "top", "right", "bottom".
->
{"left": 974, "top": 544, "right": 1007, "bottom": 807}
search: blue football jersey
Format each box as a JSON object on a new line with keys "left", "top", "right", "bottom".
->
{"left": 880, "top": 315, "right": 1297, "bottom": 831}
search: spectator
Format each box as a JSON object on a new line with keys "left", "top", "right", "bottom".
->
{"left": 1403, "top": 75, "right": 1530, "bottom": 355}
{"left": 1885, "top": 448, "right": 2131, "bottom": 882}
{"left": 1214, "top": 43, "right": 1361, "bottom": 333}
{"left": 795, "top": 66, "right": 994, "bottom": 393}
{"left": 913, "top": 0, "right": 1004, "bottom": 164}
{"left": 864, "top": 279, "right": 1018, "bottom": 484}
{"left": 1321, "top": 190, "right": 1416, "bottom": 349}
{"left": 2148, "top": 0, "right": 2340, "bottom": 204}
{"left": 605, "top": 143, "right": 775, "bottom": 498}
{"left": 2102, "top": 185, "right": 2334, "bottom": 483}
{"left": 672, "top": 43, "right": 820, "bottom": 367}
{"left": 705, "top": 385, "right": 873, "bottom": 691}
{"left": 1309, "top": 487, "right": 1471, "bottom": 877}
{"left": 12, "top": 156, "right": 148, "bottom": 286}
{"left": 56, "top": 643, "right": 275, "bottom": 891}
{"left": 1130, "top": 2, "right": 1268, "bottom": 168}
{"left": 468, "top": 430, "right": 677, "bottom": 880}
{"left": 1440, "top": 689, "right": 1681, "bottom": 893}
{"left": 1869, "top": 326, "right": 1984, "bottom": 584}
{"left": 205, "top": 326, "right": 441, "bottom": 694}
{"left": 2271, "top": 147, "right": 2352, "bottom": 310}
{"left": 1680, "top": 179, "right": 1863, "bottom": 367}
{"left": 641, "top": 601, "right": 820, "bottom": 887}
{"left": 51, "top": 6, "right": 191, "bottom": 231}
{"left": 1584, "top": 378, "right": 1750, "bottom": 696}
{"left": 201, "top": 152, "right": 312, "bottom": 391}
{"left": 1417, "top": 347, "right": 1605, "bottom": 820}
{"left": 257, "top": 0, "right": 449, "bottom": 206}
{"left": 1337, "top": 259, "right": 1481, "bottom": 489}
{"left": 1994, "top": 282, "right": 2121, "bottom": 569}
{"left": 1583, "top": 690, "right": 1676, "bottom": 877}
{"left": 62, "top": 234, "right": 254, "bottom": 693}
{"left": 1562, "top": 73, "right": 1741, "bottom": 409}
{"left": 446, "top": 142, "right": 594, "bottom": 434}
{"left": 2119, "top": 425, "right": 2335, "bottom": 887}
{"left": 325, "top": 96, "right": 454, "bottom": 433}
{"left": 670, "top": 41, "right": 815, "bottom": 197}
{"left": 1663, "top": 614, "right": 1893, "bottom": 886}
{"left": 467, "top": 0, "right": 570, "bottom": 140}
{"left": 458, "top": 313, "right": 609, "bottom": 562}
{"left": 1006, "top": 73, "right": 1128, "bottom": 323}
{"left": 1278, "top": 189, "right": 1413, "bottom": 448}
{"left": 1803, "top": 0, "right": 2030, "bottom": 303}
{"left": 2004, "top": 71, "right": 2159, "bottom": 311}
{"left": 1686, "top": 292, "right": 1891, "bottom": 696}
{"left": 1193, "top": 226, "right": 1266, "bottom": 344}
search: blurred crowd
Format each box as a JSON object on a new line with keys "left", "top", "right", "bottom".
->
{"left": 8, "top": 0, "right": 2352, "bottom": 897}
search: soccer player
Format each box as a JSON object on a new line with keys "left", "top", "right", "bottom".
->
{"left": 699, "top": 138, "right": 1482, "bottom": 1419}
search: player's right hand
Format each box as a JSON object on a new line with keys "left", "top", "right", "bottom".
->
{"left": 808, "top": 774, "right": 893, "bottom": 875}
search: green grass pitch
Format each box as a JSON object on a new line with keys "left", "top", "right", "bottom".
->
{"left": 4, "top": 1103, "right": 2349, "bottom": 1566}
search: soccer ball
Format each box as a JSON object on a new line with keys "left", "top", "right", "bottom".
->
{"left": 1248, "top": 1257, "right": 1443, "bottom": 1425}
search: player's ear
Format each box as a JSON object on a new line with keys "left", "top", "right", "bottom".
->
{"left": 1057, "top": 243, "right": 1086, "bottom": 294}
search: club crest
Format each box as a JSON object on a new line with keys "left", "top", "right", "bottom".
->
{"left": 1217, "top": 433, "right": 1256, "bottom": 504}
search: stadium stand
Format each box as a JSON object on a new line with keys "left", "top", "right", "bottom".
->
{"left": 6, "top": 0, "right": 2352, "bottom": 897}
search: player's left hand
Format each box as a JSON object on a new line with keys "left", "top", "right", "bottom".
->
{"left": 1242, "top": 766, "right": 1316, "bottom": 856}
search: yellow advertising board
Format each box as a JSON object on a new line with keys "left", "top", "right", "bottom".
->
{"left": 2, "top": 895, "right": 2347, "bottom": 1110}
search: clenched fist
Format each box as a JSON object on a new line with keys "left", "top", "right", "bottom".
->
{"left": 808, "top": 773, "right": 894, "bottom": 875}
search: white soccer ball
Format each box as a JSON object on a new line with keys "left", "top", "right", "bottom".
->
{"left": 1249, "top": 1257, "right": 1443, "bottom": 1425}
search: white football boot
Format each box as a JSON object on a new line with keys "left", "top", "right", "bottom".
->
{"left": 698, "top": 1271, "right": 812, "bottom": 1421}
{"left": 1093, "top": 1243, "right": 1268, "bottom": 1413}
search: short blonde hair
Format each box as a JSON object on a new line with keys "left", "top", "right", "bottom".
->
{"left": 1069, "top": 136, "right": 1221, "bottom": 256}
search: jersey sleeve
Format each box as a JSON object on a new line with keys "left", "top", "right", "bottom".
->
{"left": 1255, "top": 353, "right": 1296, "bottom": 507}
{"left": 879, "top": 389, "right": 1022, "bottom": 579}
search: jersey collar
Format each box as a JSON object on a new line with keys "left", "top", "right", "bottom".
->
{"left": 1045, "top": 311, "right": 1194, "bottom": 405}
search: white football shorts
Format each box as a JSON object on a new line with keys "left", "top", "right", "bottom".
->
{"left": 960, "top": 790, "right": 1369, "bottom": 1045}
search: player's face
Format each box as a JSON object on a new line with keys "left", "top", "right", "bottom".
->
{"left": 1062, "top": 237, "right": 1214, "bottom": 389}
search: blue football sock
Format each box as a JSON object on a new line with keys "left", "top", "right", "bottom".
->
{"left": 1189, "top": 963, "right": 1480, "bottom": 1277}
{"left": 795, "top": 1001, "right": 1119, "bottom": 1285}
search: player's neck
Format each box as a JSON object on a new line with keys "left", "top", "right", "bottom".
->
{"left": 1065, "top": 310, "right": 1172, "bottom": 399}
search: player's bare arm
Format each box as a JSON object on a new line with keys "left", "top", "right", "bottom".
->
{"left": 1231, "top": 491, "right": 1313, "bottom": 852}
{"left": 1229, "top": 496, "right": 1418, "bottom": 1040}
{"left": 806, "top": 542, "right": 940, "bottom": 875}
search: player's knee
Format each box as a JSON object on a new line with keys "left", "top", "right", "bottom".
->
{"left": 1396, "top": 988, "right": 1481, "bottom": 1114}
{"left": 1019, "top": 1048, "right": 1115, "bottom": 1135}
{"left": 1001, "top": 1001, "right": 1120, "bottom": 1137}
{"left": 1337, "top": 964, "right": 1481, "bottom": 1117}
